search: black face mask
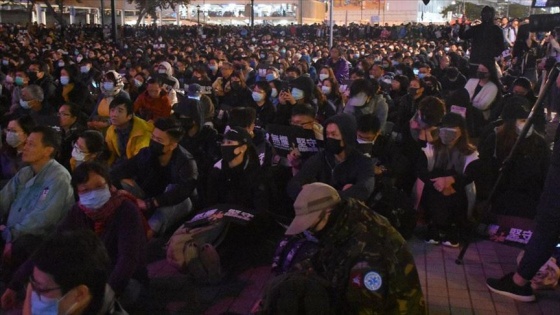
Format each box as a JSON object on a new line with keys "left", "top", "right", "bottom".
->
{"left": 477, "top": 71, "right": 489, "bottom": 80}
{"left": 221, "top": 145, "right": 239, "bottom": 163}
{"left": 325, "top": 138, "right": 344, "bottom": 155}
{"left": 179, "top": 117, "right": 195, "bottom": 131}
{"left": 408, "top": 87, "right": 419, "bottom": 96}
{"left": 28, "top": 71, "right": 38, "bottom": 82}
{"left": 231, "top": 82, "right": 240, "bottom": 89}
{"left": 149, "top": 140, "right": 165, "bottom": 156}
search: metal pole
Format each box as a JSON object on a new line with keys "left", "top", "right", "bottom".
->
{"left": 100, "top": 0, "right": 105, "bottom": 26}
{"left": 110, "top": 0, "right": 117, "bottom": 43}
{"left": 329, "top": 0, "right": 333, "bottom": 49}
{"left": 251, "top": 0, "right": 254, "bottom": 27}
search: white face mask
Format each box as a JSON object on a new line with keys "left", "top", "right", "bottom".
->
{"left": 19, "top": 99, "right": 31, "bottom": 109}
{"left": 80, "top": 65, "right": 89, "bottom": 73}
{"left": 79, "top": 186, "right": 111, "bottom": 210}
{"left": 158, "top": 69, "right": 167, "bottom": 74}
{"left": 6, "top": 131, "right": 22, "bottom": 148}
{"left": 270, "top": 88, "right": 278, "bottom": 98}
{"left": 319, "top": 74, "right": 329, "bottom": 81}
{"left": 72, "top": 146, "right": 87, "bottom": 162}
{"left": 291, "top": 88, "right": 304, "bottom": 100}
{"left": 321, "top": 86, "right": 331, "bottom": 95}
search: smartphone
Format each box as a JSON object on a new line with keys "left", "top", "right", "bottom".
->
{"left": 413, "top": 68, "right": 419, "bottom": 76}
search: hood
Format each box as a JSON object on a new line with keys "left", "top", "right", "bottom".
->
{"left": 324, "top": 113, "right": 358, "bottom": 153}
{"left": 159, "top": 61, "right": 173, "bottom": 76}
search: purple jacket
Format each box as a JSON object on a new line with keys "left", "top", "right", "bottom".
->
{"left": 328, "top": 57, "right": 350, "bottom": 82}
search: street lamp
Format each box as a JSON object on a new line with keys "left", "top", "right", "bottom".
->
{"left": 197, "top": 4, "right": 200, "bottom": 25}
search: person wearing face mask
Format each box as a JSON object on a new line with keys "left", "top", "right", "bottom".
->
{"left": 154, "top": 61, "right": 180, "bottom": 106}
{"left": 110, "top": 117, "right": 197, "bottom": 238}
{"left": 77, "top": 59, "right": 101, "bottom": 100}
{"left": 132, "top": 78, "right": 172, "bottom": 122}
{"left": 464, "top": 61, "right": 502, "bottom": 128}
{"left": 416, "top": 113, "right": 478, "bottom": 247}
{"left": 219, "top": 70, "right": 253, "bottom": 111}
{"left": 316, "top": 78, "right": 343, "bottom": 123}
{"left": 69, "top": 130, "right": 107, "bottom": 172}
{"left": 276, "top": 75, "right": 315, "bottom": 125}
{"left": 0, "top": 115, "right": 36, "bottom": 187}
{"left": 317, "top": 66, "right": 336, "bottom": 87}
{"left": 287, "top": 113, "right": 376, "bottom": 202}
{"left": 10, "top": 84, "right": 58, "bottom": 128}
{"left": 4, "top": 161, "right": 149, "bottom": 312}
{"left": 249, "top": 81, "right": 275, "bottom": 128}
{"left": 344, "top": 79, "right": 388, "bottom": 130}
{"left": 281, "top": 183, "right": 426, "bottom": 314}
{"left": 56, "top": 102, "right": 87, "bottom": 171}
{"left": 478, "top": 97, "right": 550, "bottom": 219}
{"left": 9, "top": 68, "right": 30, "bottom": 112}
{"left": 173, "top": 97, "right": 221, "bottom": 209}
{"left": 2, "top": 230, "right": 128, "bottom": 314}
{"left": 207, "top": 58, "right": 221, "bottom": 82}
{"left": 89, "top": 71, "right": 129, "bottom": 131}
{"left": 53, "top": 65, "right": 92, "bottom": 115}
{"left": 0, "top": 126, "right": 74, "bottom": 284}
{"left": 438, "top": 66, "right": 467, "bottom": 99}
{"left": 206, "top": 127, "right": 268, "bottom": 212}
{"left": 27, "top": 61, "right": 56, "bottom": 108}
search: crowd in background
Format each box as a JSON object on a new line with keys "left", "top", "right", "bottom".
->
{"left": 0, "top": 8, "right": 559, "bottom": 312}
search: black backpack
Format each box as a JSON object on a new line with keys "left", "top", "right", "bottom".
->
{"left": 369, "top": 184, "right": 417, "bottom": 239}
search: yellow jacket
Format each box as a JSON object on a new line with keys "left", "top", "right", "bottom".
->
{"left": 105, "top": 116, "right": 154, "bottom": 165}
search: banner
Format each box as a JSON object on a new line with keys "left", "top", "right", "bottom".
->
{"left": 266, "top": 124, "right": 320, "bottom": 158}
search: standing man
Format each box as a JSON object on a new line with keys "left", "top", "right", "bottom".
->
{"left": 284, "top": 183, "right": 426, "bottom": 314}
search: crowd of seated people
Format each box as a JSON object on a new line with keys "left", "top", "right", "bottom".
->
{"left": 0, "top": 17, "right": 558, "bottom": 312}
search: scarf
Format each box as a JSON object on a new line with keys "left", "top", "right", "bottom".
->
{"left": 79, "top": 190, "right": 150, "bottom": 236}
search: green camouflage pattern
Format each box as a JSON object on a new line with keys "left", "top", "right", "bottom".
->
{"left": 312, "top": 198, "right": 427, "bottom": 315}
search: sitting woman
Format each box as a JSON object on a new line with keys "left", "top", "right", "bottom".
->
{"left": 316, "top": 77, "right": 343, "bottom": 123}
{"left": 53, "top": 65, "right": 92, "bottom": 114}
{"left": 3, "top": 162, "right": 148, "bottom": 310}
{"left": 69, "top": 130, "right": 109, "bottom": 172}
{"left": 57, "top": 102, "right": 87, "bottom": 171}
{"left": 88, "top": 70, "right": 129, "bottom": 131}
{"left": 478, "top": 96, "right": 550, "bottom": 219}
{"left": 417, "top": 113, "right": 478, "bottom": 247}
{"left": 0, "top": 115, "right": 35, "bottom": 187}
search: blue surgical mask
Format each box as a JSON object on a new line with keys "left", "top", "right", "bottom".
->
{"left": 265, "top": 73, "right": 276, "bottom": 82}
{"left": 60, "top": 76, "right": 70, "bottom": 86}
{"left": 291, "top": 88, "right": 304, "bottom": 100}
{"left": 418, "top": 73, "right": 426, "bottom": 80}
{"left": 31, "top": 289, "right": 76, "bottom": 315}
{"left": 31, "top": 291, "right": 60, "bottom": 315}
{"left": 209, "top": 65, "right": 218, "bottom": 72}
{"left": 270, "top": 88, "right": 278, "bottom": 98}
{"left": 79, "top": 186, "right": 111, "bottom": 210}
{"left": 252, "top": 91, "right": 264, "bottom": 102}
{"left": 103, "top": 82, "right": 115, "bottom": 92}
{"left": 80, "top": 65, "right": 89, "bottom": 73}
{"left": 19, "top": 99, "right": 31, "bottom": 109}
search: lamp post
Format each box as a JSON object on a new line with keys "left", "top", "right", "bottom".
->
{"left": 251, "top": 0, "right": 254, "bottom": 27}
{"left": 329, "top": 0, "right": 333, "bottom": 49}
{"left": 197, "top": 5, "right": 200, "bottom": 25}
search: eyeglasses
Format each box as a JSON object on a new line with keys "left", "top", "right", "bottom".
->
{"left": 29, "top": 275, "right": 61, "bottom": 299}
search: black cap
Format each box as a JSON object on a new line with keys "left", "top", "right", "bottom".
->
{"left": 187, "top": 83, "right": 202, "bottom": 98}
{"left": 224, "top": 126, "right": 252, "bottom": 146}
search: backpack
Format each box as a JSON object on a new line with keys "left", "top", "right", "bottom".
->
{"left": 368, "top": 184, "right": 417, "bottom": 239}
{"left": 166, "top": 221, "right": 228, "bottom": 284}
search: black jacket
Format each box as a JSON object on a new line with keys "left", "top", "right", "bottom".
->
{"left": 111, "top": 146, "right": 198, "bottom": 207}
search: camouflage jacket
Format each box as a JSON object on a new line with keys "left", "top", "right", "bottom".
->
{"left": 312, "top": 198, "right": 427, "bottom": 315}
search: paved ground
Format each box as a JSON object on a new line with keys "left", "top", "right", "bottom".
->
{"left": 137, "top": 230, "right": 560, "bottom": 315}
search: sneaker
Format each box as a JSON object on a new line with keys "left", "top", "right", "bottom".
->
{"left": 424, "top": 228, "right": 440, "bottom": 245}
{"left": 442, "top": 240, "right": 460, "bottom": 248}
{"left": 486, "top": 272, "right": 536, "bottom": 302}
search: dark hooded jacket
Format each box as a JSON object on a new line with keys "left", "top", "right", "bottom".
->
{"left": 459, "top": 6, "right": 505, "bottom": 65}
{"left": 287, "top": 113, "right": 375, "bottom": 201}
